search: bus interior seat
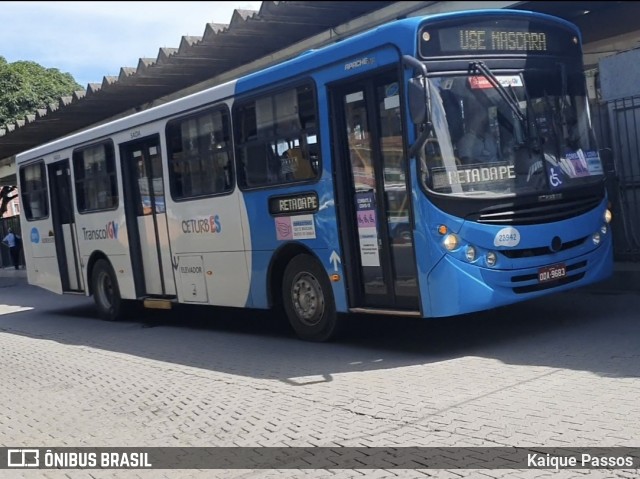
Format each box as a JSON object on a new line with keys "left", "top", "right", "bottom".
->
{"left": 287, "top": 147, "right": 313, "bottom": 180}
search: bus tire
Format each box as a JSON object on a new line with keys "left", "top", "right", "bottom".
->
{"left": 282, "top": 254, "right": 338, "bottom": 342}
{"left": 92, "top": 259, "right": 123, "bottom": 321}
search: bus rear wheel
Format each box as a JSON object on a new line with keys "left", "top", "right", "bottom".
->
{"left": 282, "top": 254, "right": 338, "bottom": 342}
{"left": 92, "top": 259, "right": 123, "bottom": 321}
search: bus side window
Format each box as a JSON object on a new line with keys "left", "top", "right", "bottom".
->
{"left": 240, "top": 143, "right": 268, "bottom": 187}
{"left": 73, "top": 142, "right": 118, "bottom": 212}
{"left": 284, "top": 147, "right": 313, "bottom": 180}
{"left": 20, "top": 162, "right": 49, "bottom": 220}
{"left": 303, "top": 121, "right": 319, "bottom": 175}
{"left": 234, "top": 83, "right": 320, "bottom": 189}
{"left": 166, "top": 107, "right": 233, "bottom": 200}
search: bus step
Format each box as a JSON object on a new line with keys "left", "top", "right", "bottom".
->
{"left": 349, "top": 308, "right": 421, "bottom": 317}
{"left": 143, "top": 298, "right": 173, "bottom": 310}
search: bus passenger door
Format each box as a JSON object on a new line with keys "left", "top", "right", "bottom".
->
{"left": 120, "top": 136, "right": 176, "bottom": 298}
{"left": 331, "top": 71, "right": 419, "bottom": 311}
{"left": 48, "top": 159, "right": 83, "bottom": 292}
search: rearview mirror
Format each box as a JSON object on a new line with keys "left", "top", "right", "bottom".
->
{"left": 402, "top": 55, "right": 431, "bottom": 126}
{"left": 408, "top": 76, "right": 429, "bottom": 125}
{"left": 599, "top": 147, "right": 614, "bottom": 173}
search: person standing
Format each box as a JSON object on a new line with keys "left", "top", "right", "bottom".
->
{"left": 2, "top": 228, "right": 21, "bottom": 270}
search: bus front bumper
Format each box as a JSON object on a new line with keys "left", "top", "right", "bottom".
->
{"left": 424, "top": 235, "right": 613, "bottom": 318}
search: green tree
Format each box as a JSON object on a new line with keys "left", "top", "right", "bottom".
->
{"left": 0, "top": 56, "right": 81, "bottom": 221}
{"left": 0, "top": 55, "right": 82, "bottom": 126}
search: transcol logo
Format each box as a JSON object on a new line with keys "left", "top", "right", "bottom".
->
{"left": 82, "top": 221, "right": 119, "bottom": 241}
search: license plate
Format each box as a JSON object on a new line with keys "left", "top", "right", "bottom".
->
{"left": 538, "top": 263, "right": 566, "bottom": 283}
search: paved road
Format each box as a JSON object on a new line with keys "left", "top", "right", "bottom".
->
{"left": 1, "top": 271, "right": 639, "bottom": 478}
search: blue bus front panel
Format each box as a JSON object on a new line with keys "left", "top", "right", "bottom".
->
{"left": 421, "top": 199, "right": 612, "bottom": 317}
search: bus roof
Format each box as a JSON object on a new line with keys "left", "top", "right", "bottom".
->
{"left": 235, "top": 8, "right": 580, "bottom": 93}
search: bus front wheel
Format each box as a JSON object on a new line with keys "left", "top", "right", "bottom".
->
{"left": 282, "top": 254, "right": 338, "bottom": 342}
{"left": 92, "top": 259, "right": 123, "bottom": 321}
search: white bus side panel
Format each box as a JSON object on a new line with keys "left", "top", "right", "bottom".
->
{"left": 25, "top": 220, "right": 62, "bottom": 294}
{"left": 76, "top": 210, "right": 136, "bottom": 300}
{"left": 28, "top": 257, "right": 63, "bottom": 295}
{"left": 174, "top": 252, "right": 249, "bottom": 305}
{"left": 167, "top": 189, "right": 250, "bottom": 308}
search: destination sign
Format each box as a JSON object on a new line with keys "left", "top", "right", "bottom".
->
{"left": 419, "top": 17, "right": 579, "bottom": 58}
{"left": 431, "top": 163, "right": 516, "bottom": 192}
{"left": 269, "top": 192, "right": 319, "bottom": 216}
{"left": 454, "top": 29, "right": 547, "bottom": 52}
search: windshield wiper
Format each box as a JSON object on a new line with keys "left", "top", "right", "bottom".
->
{"left": 471, "top": 61, "right": 545, "bottom": 152}
{"left": 470, "top": 61, "right": 525, "bottom": 124}
{"left": 557, "top": 62, "right": 579, "bottom": 149}
{"left": 542, "top": 91, "right": 564, "bottom": 162}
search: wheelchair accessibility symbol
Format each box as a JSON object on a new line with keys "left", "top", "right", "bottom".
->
{"left": 549, "top": 167, "right": 563, "bottom": 188}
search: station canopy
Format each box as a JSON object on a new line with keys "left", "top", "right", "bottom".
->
{"left": 0, "top": 1, "right": 393, "bottom": 177}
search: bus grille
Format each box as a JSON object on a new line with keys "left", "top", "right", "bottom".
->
{"left": 511, "top": 260, "right": 587, "bottom": 294}
{"left": 500, "top": 236, "right": 587, "bottom": 259}
{"left": 474, "top": 197, "right": 602, "bottom": 225}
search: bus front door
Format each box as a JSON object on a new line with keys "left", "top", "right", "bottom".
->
{"left": 332, "top": 71, "right": 420, "bottom": 311}
{"left": 120, "top": 136, "right": 176, "bottom": 298}
{"left": 48, "top": 159, "right": 83, "bottom": 292}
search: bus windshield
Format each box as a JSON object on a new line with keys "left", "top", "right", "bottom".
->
{"left": 421, "top": 67, "right": 604, "bottom": 198}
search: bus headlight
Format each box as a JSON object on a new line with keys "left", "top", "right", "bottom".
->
{"left": 465, "top": 245, "right": 476, "bottom": 262}
{"left": 486, "top": 251, "right": 497, "bottom": 267}
{"left": 601, "top": 224, "right": 608, "bottom": 235}
{"left": 443, "top": 234, "right": 459, "bottom": 251}
{"left": 592, "top": 232, "right": 601, "bottom": 245}
{"left": 604, "top": 209, "right": 612, "bottom": 224}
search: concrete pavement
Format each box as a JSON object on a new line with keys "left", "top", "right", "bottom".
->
{"left": 0, "top": 263, "right": 639, "bottom": 478}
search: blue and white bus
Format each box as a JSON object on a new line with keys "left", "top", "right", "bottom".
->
{"left": 17, "top": 9, "right": 613, "bottom": 341}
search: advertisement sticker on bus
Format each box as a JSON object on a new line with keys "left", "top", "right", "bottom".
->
{"left": 584, "top": 151, "right": 604, "bottom": 175}
{"left": 355, "top": 191, "right": 380, "bottom": 267}
{"left": 468, "top": 75, "right": 522, "bottom": 89}
{"left": 275, "top": 215, "right": 316, "bottom": 241}
{"left": 561, "top": 152, "right": 590, "bottom": 178}
{"left": 561, "top": 150, "right": 603, "bottom": 177}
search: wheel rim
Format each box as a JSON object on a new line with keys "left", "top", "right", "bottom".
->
{"left": 291, "top": 271, "right": 325, "bottom": 326}
{"left": 96, "top": 270, "right": 114, "bottom": 311}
